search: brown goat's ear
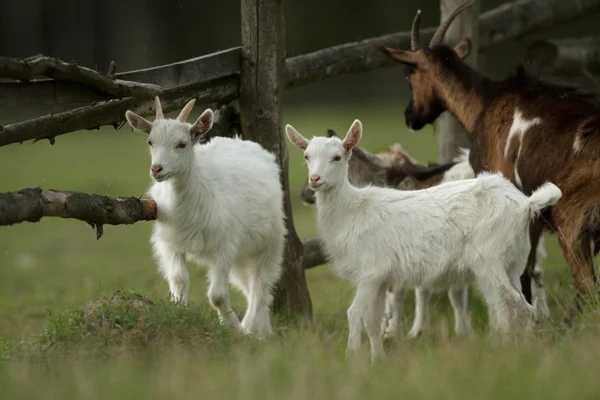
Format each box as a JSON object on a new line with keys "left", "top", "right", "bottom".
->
{"left": 342, "top": 120, "right": 362, "bottom": 151}
{"left": 125, "top": 111, "right": 153, "bottom": 135}
{"left": 454, "top": 38, "right": 472, "bottom": 60}
{"left": 285, "top": 124, "right": 309, "bottom": 150}
{"left": 190, "top": 108, "right": 214, "bottom": 143}
{"left": 377, "top": 44, "right": 421, "bottom": 66}
{"left": 397, "top": 176, "right": 417, "bottom": 190}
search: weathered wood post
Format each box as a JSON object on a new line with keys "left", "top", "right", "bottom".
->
{"left": 436, "top": 0, "right": 479, "bottom": 163}
{"left": 239, "top": 0, "right": 314, "bottom": 322}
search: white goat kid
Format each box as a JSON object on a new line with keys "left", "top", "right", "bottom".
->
{"left": 286, "top": 119, "right": 561, "bottom": 360}
{"left": 125, "top": 97, "right": 285, "bottom": 339}
{"left": 382, "top": 150, "right": 553, "bottom": 340}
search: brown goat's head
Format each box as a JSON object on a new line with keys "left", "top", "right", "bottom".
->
{"left": 377, "top": 1, "right": 474, "bottom": 130}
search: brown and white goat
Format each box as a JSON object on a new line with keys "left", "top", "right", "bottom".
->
{"left": 379, "top": 1, "right": 599, "bottom": 302}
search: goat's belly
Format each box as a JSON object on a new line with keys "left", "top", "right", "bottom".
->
{"left": 416, "top": 269, "right": 473, "bottom": 290}
{"left": 396, "top": 265, "right": 474, "bottom": 290}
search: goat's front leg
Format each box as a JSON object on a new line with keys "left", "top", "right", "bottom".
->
{"left": 207, "top": 264, "right": 241, "bottom": 329}
{"left": 408, "top": 287, "right": 432, "bottom": 338}
{"left": 154, "top": 241, "right": 190, "bottom": 305}
{"left": 363, "top": 283, "right": 388, "bottom": 362}
{"left": 346, "top": 284, "right": 370, "bottom": 356}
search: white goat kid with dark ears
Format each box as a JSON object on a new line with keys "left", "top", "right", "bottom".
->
{"left": 285, "top": 119, "right": 561, "bottom": 360}
{"left": 125, "top": 97, "right": 286, "bottom": 339}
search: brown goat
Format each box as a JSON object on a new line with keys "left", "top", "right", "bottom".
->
{"left": 378, "top": 1, "right": 600, "bottom": 303}
{"left": 300, "top": 129, "right": 456, "bottom": 204}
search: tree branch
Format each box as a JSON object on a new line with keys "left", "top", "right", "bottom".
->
{"left": 0, "top": 188, "right": 157, "bottom": 239}
{"left": 526, "top": 37, "right": 600, "bottom": 78}
{"left": 0, "top": 75, "right": 239, "bottom": 147}
{"left": 0, "top": 55, "right": 163, "bottom": 98}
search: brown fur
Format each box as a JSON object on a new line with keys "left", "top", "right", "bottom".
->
{"left": 381, "top": 7, "right": 600, "bottom": 298}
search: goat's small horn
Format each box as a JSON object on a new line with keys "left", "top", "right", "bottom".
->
{"left": 429, "top": 0, "right": 475, "bottom": 48}
{"left": 177, "top": 99, "right": 197, "bottom": 122}
{"left": 411, "top": 10, "right": 421, "bottom": 51}
{"left": 154, "top": 96, "right": 164, "bottom": 120}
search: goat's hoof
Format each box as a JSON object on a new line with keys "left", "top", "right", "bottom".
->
{"left": 407, "top": 328, "right": 425, "bottom": 339}
{"left": 383, "top": 329, "right": 399, "bottom": 341}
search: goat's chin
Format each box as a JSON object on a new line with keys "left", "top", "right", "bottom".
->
{"left": 152, "top": 172, "right": 171, "bottom": 183}
{"left": 309, "top": 182, "right": 326, "bottom": 192}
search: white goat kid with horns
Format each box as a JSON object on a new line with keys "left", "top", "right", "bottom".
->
{"left": 125, "top": 97, "right": 286, "bottom": 339}
{"left": 286, "top": 119, "right": 561, "bottom": 360}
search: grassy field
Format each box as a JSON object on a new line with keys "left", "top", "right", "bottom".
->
{"left": 0, "top": 103, "right": 597, "bottom": 399}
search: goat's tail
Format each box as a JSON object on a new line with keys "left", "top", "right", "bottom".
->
{"left": 527, "top": 182, "right": 562, "bottom": 217}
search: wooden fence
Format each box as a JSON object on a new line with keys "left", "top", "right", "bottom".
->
{"left": 1, "top": 0, "right": 599, "bottom": 321}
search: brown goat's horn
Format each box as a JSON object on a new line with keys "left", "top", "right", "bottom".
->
{"left": 177, "top": 99, "right": 197, "bottom": 122}
{"left": 411, "top": 10, "right": 421, "bottom": 51}
{"left": 429, "top": 0, "right": 475, "bottom": 47}
{"left": 154, "top": 96, "right": 164, "bottom": 120}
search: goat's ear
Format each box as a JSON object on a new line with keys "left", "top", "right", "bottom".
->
{"left": 190, "top": 108, "right": 214, "bottom": 143}
{"left": 397, "top": 176, "right": 417, "bottom": 190}
{"left": 342, "top": 119, "right": 362, "bottom": 151}
{"left": 285, "top": 124, "right": 309, "bottom": 150}
{"left": 125, "top": 111, "right": 153, "bottom": 135}
{"left": 326, "top": 129, "right": 338, "bottom": 138}
{"left": 454, "top": 38, "right": 471, "bottom": 60}
{"left": 377, "top": 44, "right": 421, "bottom": 66}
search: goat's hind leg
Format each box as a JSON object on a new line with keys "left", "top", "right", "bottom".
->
{"left": 477, "top": 267, "right": 533, "bottom": 334}
{"left": 240, "top": 250, "right": 282, "bottom": 339}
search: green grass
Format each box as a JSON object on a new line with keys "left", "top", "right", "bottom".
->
{"left": 0, "top": 102, "right": 597, "bottom": 398}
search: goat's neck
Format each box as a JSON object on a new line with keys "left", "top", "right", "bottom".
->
{"left": 314, "top": 178, "right": 358, "bottom": 226}
{"left": 163, "top": 161, "right": 212, "bottom": 212}
{"left": 433, "top": 63, "right": 487, "bottom": 133}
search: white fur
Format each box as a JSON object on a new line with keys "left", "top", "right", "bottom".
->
{"left": 504, "top": 109, "right": 542, "bottom": 188}
{"left": 573, "top": 136, "right": 583, "bottom": 154}
{"left": 287, "top": 120, "right": 562, "bottom": 360}
{"left": 383, "top": 149, "right": 475, "bottom": 339}
{"left": 383, "top": 148, "right": 553, "bottom": 339}
{"left": 126, "top": 102, "right": 285, "bottom": 339}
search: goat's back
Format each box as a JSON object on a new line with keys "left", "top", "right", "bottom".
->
{"left": 317, "top": 173, "right": 533, "bottom": 286}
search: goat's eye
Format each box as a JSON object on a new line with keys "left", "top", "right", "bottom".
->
{"left": 304, "top": 155, "right": 309, "bottom": 161}
{"left": 176, "top": 142, "right": 187, "bottom": 149}
{"left": 332, "top": 155, "right": 341, "bottom": 162}
{"left": 148, "top": 140, "right": 153, "bottom": 147}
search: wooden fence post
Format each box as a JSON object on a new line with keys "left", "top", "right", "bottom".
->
{"left": 437, "top": 0, "right": 479, "bottom": 163}
{"left": 239, "top": 0, "right": 314, "bottom": 322}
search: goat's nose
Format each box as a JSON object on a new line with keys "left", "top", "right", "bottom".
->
{"left": 151, "top": 165, "right": 163, "bottom": 176}
{"left": 310, "top": 175, "right": 321, "bottom": 184}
